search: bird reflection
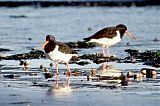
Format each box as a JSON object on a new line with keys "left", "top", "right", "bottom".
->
{"left": 47, "top": 85, "right": 72, "bottom": 98}
{"left": 47, "top": 75, "right": 72, "bottom": 97}
{"left": 53, "top": 85, "right": 72, "bottom": 97}
{"left": 53, "top": 74, "right": 71, "bottom": 89}
{"left": 97, "top": 63, "right": 122, "bottom": 78}
{"left": 91, "top": 62, "right": 126, "bottom": 85}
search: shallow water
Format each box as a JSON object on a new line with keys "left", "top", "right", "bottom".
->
{"left": 0, "top": 6, "right": 160, "bottom": 106}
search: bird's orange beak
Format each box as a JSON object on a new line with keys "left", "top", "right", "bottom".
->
{"left": 125, "top": 30, "right": 136, "bottom": 39}
{"left": 42, "top": 41, "right": 49, "bottom": 49}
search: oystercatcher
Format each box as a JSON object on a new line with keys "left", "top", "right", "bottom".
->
{"left": 83, "top": 24, "right": 136, "bottom": 58}
{"left": 42, "top": 35, "right": 78, "bottom": 86}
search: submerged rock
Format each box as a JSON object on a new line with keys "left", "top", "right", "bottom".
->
{"left": 0, "top": 48, "right": 12, "bottom": 52}
{"left": 153, "top": 37, "right": 159, "bottom": 42}
{"left": 125, "top": 49, "right": 160, "bottom": 61}
{"left": 9, "top": 15, "right": 28, "bottom": 18}
{"left": 44, "top": 72, "right": 54, "bottom": 79}
{"left": 0, "top": 50, "right": 46, "bottom": 60}
{"left": 3, "top": 74, "right": 20, "bottom": 79}
{"left": 66, "top": 41, "right": 97, "bottom": 48}
{"left": 1, "top": 47, "right": 159, "bottom": 68}
{"left": 3, "top": 74, "right": 14, "bottom": 79}
{"left": 80, "top": 53, "right": 119, "bottom": 64}
{"left": 96, "top": 84, "right": 118, "bottom": 89}
{"left": 143, "top": 60, "right": 160, "bottom": 68}
{"left": 125, "top": 49, "right": 160, "bottom": 67}
{"left": 76, "top": 61, "right": 90, "bottom": 66}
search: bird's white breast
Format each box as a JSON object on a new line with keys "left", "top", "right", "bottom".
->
{"left": 89, "top": 31, "right": 121, "bottom": 47}
{"left": 46, "top": 45, "right": 73, "bottom": 63}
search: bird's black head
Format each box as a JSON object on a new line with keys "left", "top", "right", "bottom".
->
{"left": 116, "top": 24, "right": 127, "bottom": 38}
{"left": 42, "top": 35, "right": 56, "bottom": 53}
{"left": 46, "top": 35, "right": 56, "bottom": 42}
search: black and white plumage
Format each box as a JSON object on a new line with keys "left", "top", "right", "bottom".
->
{"left": 42, "top": 35, "right": 78, "bottom": 86}
{"left": 84, "top": 24, "right": 136, "bottom": 57}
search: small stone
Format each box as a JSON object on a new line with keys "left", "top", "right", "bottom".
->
{"left": 90, "top": 69, "right": 97, "bottom": 76}
{"left": 153, "top": 37, "right": 159, "bottom": 42}
{"left": 19, "top": 60, "right": 24, "bottom": 65}
{"left": 40, "top": 64, "right": 44, "bottom": 70}
{"left": 44, "top": 68, "right": 48, "bottom": 72}
{"left": 44, "top": 72, "right": 54, "bottom": 79}
{"left": 76, "top": 61, "right": 90, "bottom": 66}
{"left": 28, "top": 38, "right": 32, "bottom": 40}
{"left": 87, "top": 27, "right": 92, "bottom": 31}
{"left": 50, "top": 63, "right": 53, "bottom": 67}
{"left": 126, "top": 42, "right": 130, "bottom": 46}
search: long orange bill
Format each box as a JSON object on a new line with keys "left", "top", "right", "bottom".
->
{"left": 125, "top": 30, "right": 136, "bottom": 39}
{"left": 42, "top": 41, "right": 49, "bottom": 49}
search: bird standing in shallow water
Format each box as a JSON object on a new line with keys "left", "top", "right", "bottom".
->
{"left": 42, "top": 35, "right": 78, "bottom": 86}
{"left": 83, "top": 24, "right": 136, "bottom": 64}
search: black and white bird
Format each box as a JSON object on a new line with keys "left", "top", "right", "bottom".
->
{"left": 83, "top": 24, "right": 136, "bottom": 57}
{"left": 42, "top": 35, "right": 78, "bottom": 86}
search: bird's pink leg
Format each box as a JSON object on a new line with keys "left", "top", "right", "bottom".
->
{"left": 102, "top": 46, "right": 105, "bottom": 57}
{"left": 66, "top": 63, "right": 71, "bottom": 86}
{"left": 66, "top": 75, "right": 70, "bottom": 87}
{"left": 106, "top": 46, "right": 110, "bottom": 57}
{"left": 55, "top": 62, "right": 59, "bottom": 86}
{"left": 106, "top": 46, "right": 110, "bottom": 66}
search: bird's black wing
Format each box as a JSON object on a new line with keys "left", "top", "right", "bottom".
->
{"left": 83, "top": 27, "right": 117, "bottom": 41}
{"left": 57, "top": 41, "right": 74, "bottom": 54}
